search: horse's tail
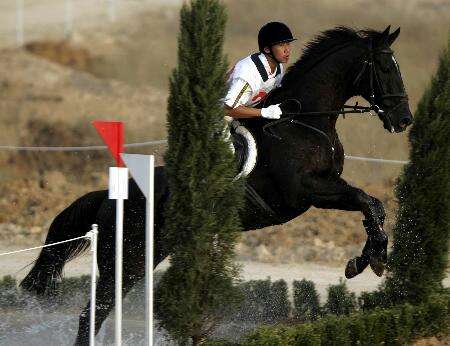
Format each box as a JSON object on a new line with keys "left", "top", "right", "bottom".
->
{"left": 20, "top": 190, "right": 106, "bottom": 296}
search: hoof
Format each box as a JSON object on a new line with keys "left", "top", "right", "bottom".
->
{"left": 345, "top": 258, "right": 359, "bottom": 279}
{"left": 370, "top": 257, "right": 385, "bottom": 277}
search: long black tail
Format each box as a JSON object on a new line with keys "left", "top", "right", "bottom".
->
{"left": 20, "top": 189, "right": 107, "bottom": 296}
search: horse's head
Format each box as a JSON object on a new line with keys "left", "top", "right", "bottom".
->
{"left": 357, "top": 26, "right": 413, "bottom": 133}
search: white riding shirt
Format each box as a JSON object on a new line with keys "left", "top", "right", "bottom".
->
{"left": 224, "top": 53, "right": 284, "bottom": 109}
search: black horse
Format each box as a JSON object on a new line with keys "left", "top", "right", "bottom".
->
{"left": 20, "top": 26, "right": 412, "bottom": 344}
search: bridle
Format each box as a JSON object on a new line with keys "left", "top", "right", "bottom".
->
{"left": 262, "top": 38, "right": 409, "bottom": 140}
{"left": 352, "top": 40, "right": 409, "bottom": 132}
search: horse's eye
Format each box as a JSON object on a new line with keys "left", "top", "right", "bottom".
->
{"left": 376, "top": 59, "right": 391, "bottom": 73}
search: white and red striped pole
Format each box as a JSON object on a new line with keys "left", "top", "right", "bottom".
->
{"left": 93, "top": 121, "right": 127, "bottom": 346}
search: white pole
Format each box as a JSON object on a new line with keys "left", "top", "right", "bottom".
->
{"left": 89, "top": 224, "right": 99, "bottom": 346}
{"left": 145, "top": 155, "right": 155, "bottom": 346}
{"left": 107, "top": 0, "right": 117, "bottom": 22}
{"left": 108, "top": 166, "right": 128, "bottom": 346}
{"left": 64, "top": 0, "right": 73, "bottom": 38}
{"left": 115, "top": 198, "right": 124, "bottom": 346}
{"left": 16, "top": 0, "right": 24, "bottom": 46}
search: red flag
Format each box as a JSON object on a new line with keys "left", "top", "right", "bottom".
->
{"left": 92, "top": 120, "right": 124, "bottom": 167}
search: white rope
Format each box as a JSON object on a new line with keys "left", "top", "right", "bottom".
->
{"left": 345, "top": 155, "right": 408, "bottom": 165}
{"left": 0, "top": 234, "right": 90, "bottom": 257}
{"left": 0, "top": 140, "right": 168, "bottom": 152}
{"left": 0, "top": 139, "right": 408, "bottom": 164}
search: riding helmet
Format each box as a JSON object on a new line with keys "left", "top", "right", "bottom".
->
{"left": 258, "top": 22, "right": 296, "bottom": 52}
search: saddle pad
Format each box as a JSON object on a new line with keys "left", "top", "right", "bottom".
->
{"left": 231, "top": 125, "right": 257, "bottom": 180}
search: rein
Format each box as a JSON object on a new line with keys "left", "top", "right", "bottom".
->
{"left": 262, "top": 39, "right": 409, "bottom": 146}
{"left": 262, "top": 99, "right": 377, "bottom": 151}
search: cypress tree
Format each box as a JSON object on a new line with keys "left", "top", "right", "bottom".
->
{"left": 155, "top": 1, "right": 244, "bottom": 344}
{"left": 384, "top": 36, "right": 450, "bottom": 304}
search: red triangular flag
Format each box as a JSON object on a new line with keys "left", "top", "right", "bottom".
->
{"left": 92, "top": 120, "right": 124, "bottom": 167}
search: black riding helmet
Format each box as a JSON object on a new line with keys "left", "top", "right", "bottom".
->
{"left": 258, "top": 22, "right": 296, "bottom": 53}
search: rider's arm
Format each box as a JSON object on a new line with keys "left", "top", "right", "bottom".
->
{"left": 223, "top": 77, "right": 281, "bottom": 119}
{"left": 223, "top": 78, "right": 256, "bottom": 119}
{"left": 224, "top": 104, "right": 261, "bottom": 118}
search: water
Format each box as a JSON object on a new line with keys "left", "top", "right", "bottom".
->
{"left": 0, "top": 311, "right": 174, "bottom": 346}
{"left": 0, "top": 283, "right": 175, "bottom": 346}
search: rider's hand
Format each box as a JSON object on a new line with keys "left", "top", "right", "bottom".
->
{"left": 260, "top": 104, "right": 282, "bottom": 120}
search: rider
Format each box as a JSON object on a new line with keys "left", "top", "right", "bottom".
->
{"left": 223, "top": 21, "right": 296, "bottom": 120}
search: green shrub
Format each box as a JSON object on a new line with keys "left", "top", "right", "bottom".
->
{"left": 235, "top": 278, "right": 291, "bottom": 323}
{"left": 290, "top": 323, "right": 320, "bottom": 345}
{"left": 0, "top": 275, "right": 16, "bottom": 289}
{"left": 314, "top": 315, "right": 351, "bottom": 346}
{"left": 324, "top": 278, "right": 356, "bottom": 316}
{"left": 270, "top": 279, "right": 291, "bottom": 322}
{"left": 347, "top": 313, "right": 366, "bottom": 345}
{"left": 293, "top": 279, "right": 321, "bottom": 322}
{"left": 0, "top": 275, "right": 19, "bottom": 308}
{"left": 204, "top": 340, "right": 239, "bottom": 346}
{"left": 358, "top": 289, "right": 390, "bottom": 311}
{"left": 244, "top": 325, "right": 294, "bottom": 346}
{"left": 235, "top": 279, "right": 269, "bottom": 322}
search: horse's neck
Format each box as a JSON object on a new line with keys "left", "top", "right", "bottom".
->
{"left": 281, "top": 45, "right": 363, "bottom": 132}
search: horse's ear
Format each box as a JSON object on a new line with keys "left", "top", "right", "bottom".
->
{"left": 387, "top": 27, "right": 400, "bottom": 46}
{"left": 375, "top": 25, "right": 391, "bottom": 47}
{"left": 381, "top": 25, "right": 391, "bottom": 39}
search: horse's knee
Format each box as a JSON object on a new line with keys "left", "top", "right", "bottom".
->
{"left": 356, "top": 191, "right": 385, "bottom": 225}
{"left": 355, "top": 190, "right": 373, "bottom": 213}
{"left": 370, "top": 196, "right": 385, "bottom": 224}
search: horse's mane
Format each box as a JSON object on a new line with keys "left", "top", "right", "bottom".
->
{"left": 282, "top": 26, "right": 386, "bottom": 86}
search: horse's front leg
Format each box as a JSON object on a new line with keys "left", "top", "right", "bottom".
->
{"left": 301, "top": 175, "right": 387, "bottom": 278}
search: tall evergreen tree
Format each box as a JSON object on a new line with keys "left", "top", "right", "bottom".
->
{"left": 384, "top": 36, "right": 450, "bottom": 304}
{"left": 155, "top": 1, "right": 244, "bottom": 344}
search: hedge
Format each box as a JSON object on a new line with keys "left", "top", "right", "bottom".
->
{"left": 207, "top": 291, "right": 450, "bottom": 345}
{"left": 2, "top": 275, "right": 449, "bottom": 345}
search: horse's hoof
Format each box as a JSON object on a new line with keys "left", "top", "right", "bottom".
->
{"left": 345, "top": 258, "right": 359, "bottom": 279}
{"left": 370, "top": 257, "right": 385, "bottom": 277}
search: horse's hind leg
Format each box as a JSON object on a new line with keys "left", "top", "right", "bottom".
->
{"left": 74, "top": 269, "right": 144, "bottom": 345}
{"left": 75, "top": 274, "right": 114, "bottom": 346}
